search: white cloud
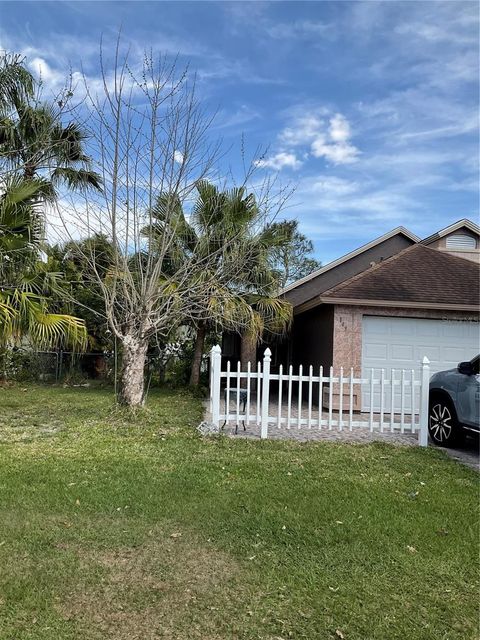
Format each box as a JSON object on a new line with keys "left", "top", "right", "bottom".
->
{"left": 328, "top": 114, "right": 351, "bottom": 142}
{"left": 311, "top": 113, "right": 360, "bottom": 164}
{"left": 290, "top": 174, "right": 421, "bottom": 243}
{"left": 280, "top": 114, "right": 325, "bottom": 146}
{"left": 173, "top": 150, "right": 184, "bottom": 164}
{"left": 270, "top": 110, "right": 360, "bottom": 167}
{"left": 267, "top": 20, "right": 332, "bottom": 40}
{"left": 255, "top": 151, "right": 303, "bottom": 171}
{"left": 212, "top": 104, "right": 260, "bottom": 131}
{"left": 305, "top": 176, "right": 360, "bottom": 197}
{"left": 311, "top": 136, "right": 360, "bottom": 164}
{"left": 394, "top": 21, "right": 477, "bottom": 46}
{"left": 28, "top": 56, "right": 64, "bottom": 89}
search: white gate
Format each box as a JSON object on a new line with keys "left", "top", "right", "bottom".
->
{"left": 209, "top": 345, "right": 430, "bottom": 446}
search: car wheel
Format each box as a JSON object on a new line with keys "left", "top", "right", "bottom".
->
{"left": 428, "top": 394, "right": 462, "bottom": 447}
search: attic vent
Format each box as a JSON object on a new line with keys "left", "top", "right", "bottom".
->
{"left": 446, "top": 233, "right": 477, "bottom": 249}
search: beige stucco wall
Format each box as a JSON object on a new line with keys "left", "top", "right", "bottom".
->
{"left": 437, "top": 249, "right": 479, "bottom": 263}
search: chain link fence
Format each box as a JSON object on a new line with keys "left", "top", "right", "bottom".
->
{"left": 1, "top": 344, "right": 206, "bottom": 390}
{"left": 0, "top": 349, "right": 116, "bottom": 383}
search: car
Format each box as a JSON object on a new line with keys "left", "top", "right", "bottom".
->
{"left": 428, "top": 355, "right": 480, "bottom": 446}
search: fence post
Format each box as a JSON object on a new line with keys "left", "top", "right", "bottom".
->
{"left": 261, "top": 348, "right": 271, "bottom": 439}
{"left": 209, "top": 347, "right": 214, "bottom": 414}
{"left": 211, "top": 345, "right": 222, "bottom": 428}
{"left": 418, "top": 356, "right": 430, "bottom": 447}
{"left": 58, "top": 350, "right": 63, "bottom": 381}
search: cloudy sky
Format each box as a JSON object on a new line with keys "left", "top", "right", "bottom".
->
{"left": 1, "top": 0, "right": 478, "bottom": 263}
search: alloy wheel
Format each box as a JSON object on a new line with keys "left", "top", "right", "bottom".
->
{"left": 429, "top": 403, "right": 453, "bottom": 443}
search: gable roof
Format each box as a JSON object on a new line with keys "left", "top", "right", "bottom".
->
{"left": 320, "top": 244, "right": 480, "bottom": 310}
{"left": 281, "top": 226, "right": 419, "bottom": 295}
{"left": 421, "top": 218, "right": 480, "bottom": 245}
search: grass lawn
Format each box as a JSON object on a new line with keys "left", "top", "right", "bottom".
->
{"left": 0, "top": 384, "right": 478, "bottom": 640}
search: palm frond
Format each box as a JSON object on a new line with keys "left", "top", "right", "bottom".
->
{"left": 52, "top": 167, "right": 102, "bottom": 192}
{"left": 0, "top": 52, "right": 34, "bottom": 113}
{"left": 51, "top": 121, "right": 89, "bottom": 163}
{"left": 0, "top": 176, "right": 51, "bottom": 265}
{"left": 0, "top": 288, "right": 87, "bottom": 349}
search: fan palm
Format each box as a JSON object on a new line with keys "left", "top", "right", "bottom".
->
{"left": 146, "top": 180, "right": 292, "bottom": 386}
{"left": 0, "top": 51, "right": 101, "bottom": 194}
{"left": 0, "top": 52, "right": 34, "bottom": 113}
{"left": 0, "top": 102, "right": 101, "bottom": 193}
{"left": 0, "top": 175, "right": 87, "bottom": 348}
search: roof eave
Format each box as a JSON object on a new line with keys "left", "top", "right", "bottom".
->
{"left": 421, "top": 218, "right": 480, "bottom": 245}
{"left": 318, "top": 297, "right": 480, "bottom": 312}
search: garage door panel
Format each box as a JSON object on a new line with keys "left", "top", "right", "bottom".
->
{"left": 414, "top": 345, "right": 441, "bottom": 363}
{"left": 465, "top": 324, "right": 480, "bottom": 339}
{"left": 361, "top": 316, "right": 479, "bottom": 411}
{"left": 391, "top": 319, "right": 415, "bottom": 335}
{"left": 363, "top": 320, "right": 389, "bottom": 335}
{"left": 364, "top": 344, "right": 388, "bottom": 359}
{"left": 391, "top": 344, "right": 414, "bottom": 361}
{"left": 444, "top": 323, "right": 464, "bottom": 337}
{"left": 416, "top": 323, "right": 440, "bottom": 337}
{"left": 442, "top": 346, "right": 470, "bottom": 362}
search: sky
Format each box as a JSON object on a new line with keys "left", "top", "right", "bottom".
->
{"left": 1, "top": 0, "right": 479, "bottom": 264}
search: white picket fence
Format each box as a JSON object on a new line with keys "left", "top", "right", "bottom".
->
{"left": 209, "top": 345, "right": 430, "bottom": 446}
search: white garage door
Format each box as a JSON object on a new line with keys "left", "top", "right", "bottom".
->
{"left": 361, "top": 316, "right": 480, "bottom": 411}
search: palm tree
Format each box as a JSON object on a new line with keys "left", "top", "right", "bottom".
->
{"left": 48, "top": 234, "right": 114, "bottom": 350}
{"left": 0, "top": 53, "right": 95, "bottom": 350}
{"left": 0, "top": 52, "right": 34, "bottom": 113}
{"left": 0, "top": 175, "right": 86, "bottom": 349}
{"left": 146, "top": 181, "right": 292, "bottom": 386}
{"left": 0, "top": 52, "right": 101, "bottom": 194}
{"left": 0, "top": 102, "right": 101, "bottom": 193}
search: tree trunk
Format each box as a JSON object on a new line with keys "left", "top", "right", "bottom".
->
{"left": 24, "top": 165, "right": 35, "bottom": 180}
{"left": 118, "top": 334, "right": 148, "bottom": 406}
{"left": 189, "top": 321, "right": 206, "bottom": 387}
{"left": 240, "top": 331, "right": 257, "bottom": 389}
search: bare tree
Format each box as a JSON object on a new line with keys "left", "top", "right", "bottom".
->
{"left": 51, "top": 42, "right": 290, "bottom": 406}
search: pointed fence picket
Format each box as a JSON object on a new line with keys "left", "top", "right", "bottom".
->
{"left": 210, "top": 346, "right": 430, "bottom": 447}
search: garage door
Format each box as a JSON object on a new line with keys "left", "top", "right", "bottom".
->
{"left": 361, "top": 316, "right": 480, "bottom": 411}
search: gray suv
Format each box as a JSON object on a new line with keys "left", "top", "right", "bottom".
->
{"left": 429, "top": 355, "right": 480, "bottom": 446}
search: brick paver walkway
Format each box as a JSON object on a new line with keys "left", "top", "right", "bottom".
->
{"left": 205, "top": 397, "right": 418, "bottom": 445}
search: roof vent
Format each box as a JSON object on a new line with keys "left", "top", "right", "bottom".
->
{"left": 446, "top": 233, "right": 477, "bottom": 249}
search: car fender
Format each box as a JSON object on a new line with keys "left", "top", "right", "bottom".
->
{"left": 429, "top": 386, "right": 456, "bottom": 411}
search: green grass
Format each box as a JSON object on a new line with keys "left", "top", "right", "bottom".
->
{"left": 0, "top": 384, "right": 478, "bottom": 640}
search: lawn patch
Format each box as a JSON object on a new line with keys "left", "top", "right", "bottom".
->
{"left": 0, "top": 384, "right": 478, "bottom": 639}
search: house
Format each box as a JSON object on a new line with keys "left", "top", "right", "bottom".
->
{"left": 223, "top": 218, "right": 480, "bottom": 409}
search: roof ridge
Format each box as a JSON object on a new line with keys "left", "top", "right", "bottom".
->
{"left": 421, "top": 218, "right": 480, "bottom": 244}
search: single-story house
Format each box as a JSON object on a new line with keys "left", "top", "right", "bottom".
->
{"left": 223, "top": 218, "right": 480, "bottom": 408}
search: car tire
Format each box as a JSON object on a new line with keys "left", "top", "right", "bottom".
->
{"left": 428, "top": 393, "right": 463, "bottom": 447}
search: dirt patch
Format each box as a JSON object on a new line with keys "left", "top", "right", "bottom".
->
{"left": 57, "top": 528, "right": 253, "bottom": 639}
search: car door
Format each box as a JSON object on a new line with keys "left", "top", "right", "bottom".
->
{"left": 456, "top": 356, "right": 480, "bottom": 428}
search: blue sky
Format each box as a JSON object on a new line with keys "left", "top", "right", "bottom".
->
{"left": 1, "top": 0, "right": 479, "bottom": 263}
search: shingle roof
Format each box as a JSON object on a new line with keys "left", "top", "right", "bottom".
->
{"left": 282, "top": 230, "right": 415, "bottom": 309}
{"left": 321, "top": 244, "right": 480, "bottom": 308}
